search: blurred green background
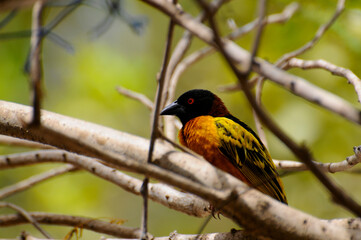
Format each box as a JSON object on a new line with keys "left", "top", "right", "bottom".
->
{"left": 1, "top": 0, "right": 361, "bottom": 238}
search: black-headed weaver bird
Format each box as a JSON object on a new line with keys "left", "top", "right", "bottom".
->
{"left": 160, "top": 89, "right": 287, "bottom": 204}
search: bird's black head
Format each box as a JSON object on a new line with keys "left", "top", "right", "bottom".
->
{"left": 160, "top": 89, "right": 229, "bottom": 125}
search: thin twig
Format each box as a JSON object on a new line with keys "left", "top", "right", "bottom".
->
{"left": 0, "top": 135, "right": 53, "bottom": 149}
{"left": 251, "top": 108, "right": 267, "bottom": 148}
{"left": 244, "top": 0, "right": 345, "bottom": 107}
{"left": 228, "top": 2, "right": 299, "bottom": 41}
{"left": 159, "top": 131, "right": 203, "bottom": 159}
{"left": 140, "top": 1, "right": 177, "bottom": 238}
{"left": 0, "top": 202, "right": 52, "bottom": 238}
{"left": 0, "top": 164, "right": 77, "bottom": 200}
{"left": 29, "top": 0, "right": 46, "bottom": 126}
{"left": 251, "top": 0, "right": 346, "bottom": 110}
{"left": 248, "top": 0, "right": 267, "bottom": 146}
{"left": 284, "top": 58, "right": 361, "bottom": 103}
{"left": 276, "top": 0, "right": 345, "bottom": 66}
{"left": 116, "top": 86, "right": 154, "bottom": 110}
{"left": 0, "top": 2, "right": 80, "bottom": 56}
{"left": 0, "top": 9, "right": 17, "bottom": 29}
{"left": 245, "top": 0, "right": 266, "bottom": 77}
{"left": 275, "top": 145, "right": 361, "bottom": 173}
{"left": 24, "top": 1, "right": 81, "bottom": 72}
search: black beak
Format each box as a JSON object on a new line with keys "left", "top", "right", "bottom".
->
{"left": 160, "top": 101, "right": 183, "bottom": 116}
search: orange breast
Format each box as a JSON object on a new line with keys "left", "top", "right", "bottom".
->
{"left": 179, "top": 116, "right": 250, "bottom": 184}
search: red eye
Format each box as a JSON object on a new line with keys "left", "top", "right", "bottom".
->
{"left": 187, "top": 98, "right": 194, "bottom": 104}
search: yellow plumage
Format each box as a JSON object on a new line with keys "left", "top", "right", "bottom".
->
{"left": 215, "top": 117, "right": 287, "bottom": 204}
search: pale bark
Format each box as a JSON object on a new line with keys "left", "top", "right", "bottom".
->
{"left": 0, "top": 100, "right": 360, "bottom": 239}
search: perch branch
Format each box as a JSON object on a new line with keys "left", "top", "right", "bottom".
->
{"left": 1, "top": 101, "right": 361, "bottom": 239}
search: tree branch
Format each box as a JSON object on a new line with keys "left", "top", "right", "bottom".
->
{"left": 0, "top": 100, "right": 360, "bottom": 239}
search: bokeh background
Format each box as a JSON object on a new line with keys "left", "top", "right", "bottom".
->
{"left": 1, "top": 0, "right": 361, "bottom": 238}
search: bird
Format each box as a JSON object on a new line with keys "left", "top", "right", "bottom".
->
{"left": 160, "top": 89, "right": 287, "bottom": 204}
